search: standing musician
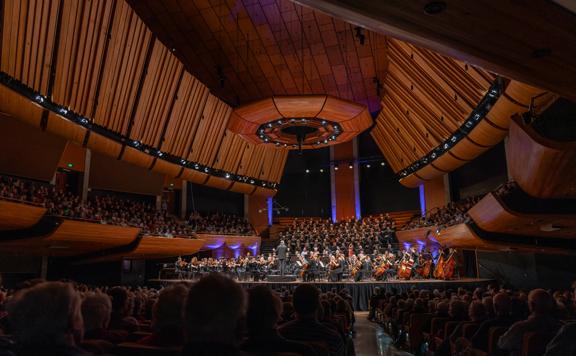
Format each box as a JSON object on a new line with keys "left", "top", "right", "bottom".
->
{"left": 329, "top": 255, "right": 341, "bottom": 282}
{"left": 276, "top": 240, "right": 287, "bottom": 276}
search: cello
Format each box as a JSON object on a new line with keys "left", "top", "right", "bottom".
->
{"left": 397, "top": 252, "right": 414, "bottom": 280}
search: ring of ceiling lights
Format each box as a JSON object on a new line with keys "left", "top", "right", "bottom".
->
{"left": 0, "top": 71, "right": 277, "bottom": 190}
{"left": 228, "top": 95, "right": 373, "bottom": 149}
{"left": 257, "top": 117, "right": 342, "bottom": 148}
{"left": 398, "top": 77, "right": 505, "bottom": 178}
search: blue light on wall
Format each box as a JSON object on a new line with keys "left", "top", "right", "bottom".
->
{"left": 419, "top": 184, "right": 426, "bottom": 217}
{"left": 267, "top": 197, "right": 273, "bottom": 226}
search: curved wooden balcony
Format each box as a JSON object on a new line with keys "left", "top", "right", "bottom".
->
{"left": 0, "top": 200, "right": 46, "bottom": 230}
{"left": 508, "top": 117, "right": 576, "bottom": 199}
{"left": 468, "top": 193, "right": 576, "bottom": 239}
{"left": 397, "top": 223, "right": 575, "bottom": 255}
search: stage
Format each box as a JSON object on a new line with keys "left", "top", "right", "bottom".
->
{"left": 148, "top": 277, "right": 494, "bottom": 310}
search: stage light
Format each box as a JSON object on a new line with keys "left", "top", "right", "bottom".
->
{"left": 349, "top": 164, "right": 353, "bottom": 169}
{"left": 321, "top": 120, "right": 327, "bottom": 125}
{"left": 366, "top": 164, "right": 371, "bottom": 168}
{"left": 380, "top": 162, "right": 385, "bottom": 166}
{"left": 180, "top": 159, "right": 187, "bottom": 164}
{"left": 334, "top": 166, "right": 339, "bottom": 171}
{"left": 59, "top": 108, "right": 68, "bottom": 115}
{"left": 35, "top": 95, "right": 44, "bottom": 103}
{"left": 67, "top": 163, "right": 73, "bottom": 168}
{"left": 204, "top": 167, "right": 209, "bottom": 173}
{"left": 157, "top": 151, "right": 163, "bottom": 157}
{"left": 132, "top": 140, "right": 140, "bottom": 147}
{"left": 443, "top": 143, "right": 449, "bottom": 150}
{"left": 277, "top": 119, "right": 283, "bottom": 125}
{"left": 262, "top": 182, "right": 267, "bottom": 187}
{"left": 80, "top": 118, "right": 89, "bottom": 124}
{"left": 320, "top": 168, "right": 324, "bottom": 173}
{"left": 250, "top": 180, "right": 255, "bottom": 184}
{"left": 225, "top": 173, "right": 231, "bottom": 179}
{"left": 305, "top": 169, "right": 310, "bottom": 173}
{"left": 267, "top": 123, "right": 273, "bottom": 128}
{"left": 264, "top": 138, "right": 269, "bottom": 142}
{"left": 323, "top": 139, "right": 328, "bottom": 144}
{"left": 194, "top": 163, "right": 200, "bottom": 169}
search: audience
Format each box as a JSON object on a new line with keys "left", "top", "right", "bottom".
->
{"left": 498, "top": 289, "right": 562, "bottom": 356}
{"left": 242, "top": 285, "right": 316, "bottom": 355}
{"left": 0, "top": 174, "right": 255, "bottom": 236}
{"left": 403, "top": 195, "right": 482, "bottom": 230}
{"left": 182, "top": 274, "right": 246, "bottom": 355}
{"left": 279, "top": 284, "right": 346, "bottom": 356}
{"left": 7, "top": 282, "right": 86, "bottom": 356}
{"left": 137, "top": 284, "right": 188, "bottom": 348}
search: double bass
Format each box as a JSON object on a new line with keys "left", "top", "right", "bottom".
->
{"left": 433, "top": 250, "right": 445, "bottom": 279}
{"left": 442, "top": 249, "right": 457, "bottom": 280}
{"left": 415, "top": 254, "right": 432, "bottom": 279}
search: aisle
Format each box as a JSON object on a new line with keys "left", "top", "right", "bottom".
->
{"left": 353, "top": 312, "right": 413, "bottom": 356}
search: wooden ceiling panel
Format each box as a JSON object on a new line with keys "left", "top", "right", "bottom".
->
{"left": 126, "top": 0, "right": 388, "bottom": 112}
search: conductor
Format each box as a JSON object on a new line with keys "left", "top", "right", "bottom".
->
{"left": 276, "top": 240, "right": 287, "bottom": 276}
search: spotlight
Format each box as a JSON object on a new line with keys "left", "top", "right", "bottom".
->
{"left": 250, "top": 180, "right": 255, "bottom": 184}
{"left": 443, "top": 143, "right": 449, "bottom": 150}
{"left": 366, "top": 164, "right": 371, "bottom": 168}
{"left": 451, "top": 136, "right": 457, "bottom": 142}
{"left": 323, "top": 139, "right": 328, "bottom": 144}
{"left": 80, "top": 118, "right": 89, "bottom": 124}
{"left": 194, "top": 163, "right": 200, "bottom": 169}
{"left": 204, "top": 167, "right": 209, "bottom": 173}
{"left": 267, "top": 123, "right": 273, "bottom": 128}
{"left": 157, "top": 151, "right": 163, "bottom": 157}
{"left": 305, "top": 169, "right": 310, "bottom": 173}
{"left": 264, "top": 138, "right": 269, "bottom": 142}
{"left": 349, "top": 164, "right": 353, "bottom": 169}
{"left": 225, "top": 173, "right": 231, "bottom": 179}
{"left": 262, "top": 182, "right": 266, "bottom": 187}
{"left": 259, "top": 129, "right": 265, "bottom": 133}
{"left": 180, "top": 159, "right": 187, "bottom": 164}
{"left": 321, "top": 120, "right": 327, "bottom": 125}
{"left": 334, "top": 166, "right": 339, "bottom": 171}
{"left": 277, "top": 119, "right": 283, "bottom": 125}
{"left": 35, "top": 95, "right": 44, "bottom": 103}
{"left": 320, "top": 169, "right": 324, "bottom": 173}
{"left": 59, "top": 108, "right": 68, "bottom": 115}
{"left": 132, "top": 140, "right": 140, "bottom": 147}
{"left": 380, "top": 162, "right": 385, "bottom": 166}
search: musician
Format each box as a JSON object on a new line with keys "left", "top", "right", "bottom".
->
{"left": 276, "top": 240, "right": 287, "bottom": 276}
{"left": 360, "top": 255, "right": 372, "bottom": 281}
{"left": 328, "top": 255, "right": 340, "bottom": 282}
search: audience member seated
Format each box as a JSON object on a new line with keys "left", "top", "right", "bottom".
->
{"left": 498, "top": 289, "right": 563, "bottom": 356}
{"left": 137, "top": 284, "right": 188, "bottom": 348}
{"left": 544, "top": 322, "right": 576, "bottom": 356}
{"left": 81, "top": 292, "right": 126, "bottom": 350}
{"left": 470, "top": 291, "right": 514, "bottom": 352}
{"left": 108, "top": 287, "right": 140, "bottom": 333}
{"left": 182, "top": 273, "right": 246, "bottom": 356}
{"left": 189, "top": 212, "right": 253, "bottom": 235}
{"left": 7, "top": 281, "right": 86, "bottom": 356}
{"left": 279, "top": 284, "right": 346, "bottom": 356}
{"left": 241, "top": 285, "right": 316, "bottom": 356}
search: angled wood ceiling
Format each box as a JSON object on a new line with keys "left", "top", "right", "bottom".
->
{"left": 126, "top": 0, "right": 388, "bottom": 113}
{"left": 0, "top": 0, "right": 287, "bottom": 195}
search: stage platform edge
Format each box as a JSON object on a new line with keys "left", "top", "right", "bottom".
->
{"left": 148, "top": 278, "right": 494, "bottom": 311}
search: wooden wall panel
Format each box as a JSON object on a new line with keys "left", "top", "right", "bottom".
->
{"left": 131, "top": 40, "right": 183, "bottom": 147}
{"left": 94, "top": 0, "right": 152, "bottom": 133}
{"left": 160, "top": 72, "right": 210, "bottom": 157}
{"left": 53, "top": 0, "right": 114, "bottom": 117}
{"left": 246, "top": 194, "right": 268, "bottom": 234}
{"left": 90, "top": 152, "right": 163, "bottom": 196}
{"left": 424, "top": 176, "right": 446, "bottom": 212}
{"left": 1, "top": 0, "right": 60, "bottom": 93}
{"left": 121, "top": 146, "right": 153, "bottom": 169}
{"left": 333, "top": 141, "right": 356, "bottom": 221}
{"left": 152, "top": 159, "right": 181, "bottom": 178}
{"left": 187, "top": 94, "right": 231, "bottom": 165}
{"left": 0, "top": 115, "right": 66, "bottom": 181}
{"left": 57, "top": 141, "right": 86, "bottom": 172}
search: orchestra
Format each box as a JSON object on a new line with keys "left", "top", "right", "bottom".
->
{"left": 170, "top": 246, "right": 458, "bottom": 282}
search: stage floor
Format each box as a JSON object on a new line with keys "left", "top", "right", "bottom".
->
{"left": 148, "top": 277, "right": 493, "bottom": 311}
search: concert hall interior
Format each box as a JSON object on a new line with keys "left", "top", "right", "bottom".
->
{"left": 1, "top": 0, "right": 576, "bottom": 355}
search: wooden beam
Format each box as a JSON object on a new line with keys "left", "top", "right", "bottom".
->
{"left": 292, "top": 0, "right": 576, "bottom": 101}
